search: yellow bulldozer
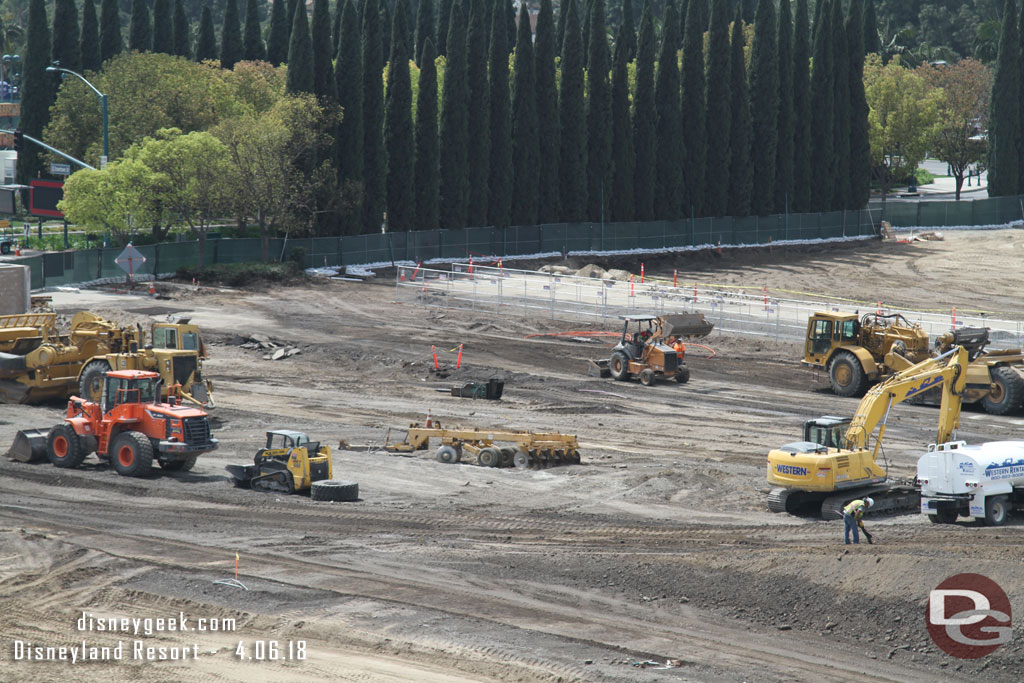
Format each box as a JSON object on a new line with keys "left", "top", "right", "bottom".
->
{"left": 0, "top": 311, "right": 213, "bottom": 407}
{"left": 803, "top": 311, "right": 1024, "bottom": 415}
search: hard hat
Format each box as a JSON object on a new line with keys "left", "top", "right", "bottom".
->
{"left": 865, "top": 497, "right": 874, "bottom": 507}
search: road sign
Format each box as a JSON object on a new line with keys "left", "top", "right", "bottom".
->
{"left": 115, "top": 243, "right": 147, "bottom": 280}
{"left": 50, "top": 163, "right": 71, "bottom": 176}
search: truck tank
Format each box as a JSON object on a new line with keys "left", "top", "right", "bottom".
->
{"left": 918, "top": 440, "right": 1024, "bottom": 525}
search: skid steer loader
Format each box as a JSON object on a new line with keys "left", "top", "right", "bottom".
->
{"left": 225, "top": 430, "right": 358, "bottom": 501}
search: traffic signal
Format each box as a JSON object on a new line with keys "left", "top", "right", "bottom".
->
{"left": 12, "top": 129, "right": 22, "bottom": 152}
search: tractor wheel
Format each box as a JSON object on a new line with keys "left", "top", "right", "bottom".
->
{"left": 981, "top": 366, "right": 1024, "bottom": 416}
{"left": 436, "top": 445, "right": 460, "bottom": 464}
{"left": 639, "top": 369, "right": 656, "bottom": 386}
{"left": 499, "top": 447, "right": 516, "bottom": 467}
{"left": 675, "top": 366, "right": 691, "bottom": 384}
{"left": 110, "top": 431, "right": 155, "bottom": 477}
{"left": 79, "top": 359, "right": 112, "bottom": 403}
{"left": 828, "top": 351, "right": 867, "bottom": 397}
{"left": 47, "top": 423, "right": 88, "bottom": 469}
{"left": 477, "top": 447, "right": 502, "bottom": 467}
{"left": 609, "top": 352, "right": 630, "bottom": 381}
{"left": 928, "top": 508, "right": 958, "bottom": 524}
{"left": 311, "top": 480, "right": 359, "bottom": 502}
{"left": 984, "top": 495, "right": 1009, "bottom": 526}
{"left": 513, "top": 449, "right": 532, "bottom": 469}
{"left": 160, "top": 455, "right": 198, "bottom": 472}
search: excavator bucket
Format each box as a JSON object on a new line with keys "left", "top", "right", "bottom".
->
{"left": 660, "top": 313, "right": 714, "bottom": 340}
{"left": 7, "top": 428, "right": 49, "bottom": 463}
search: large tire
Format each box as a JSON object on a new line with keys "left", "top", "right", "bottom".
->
{"left": 609, "top": 352, "right": 630, "bottom": 381}
{"left": 47, "top": 423, "right": 88, "bottom": 469}
{"left": 160, "top": 455, "right": 198, "bottom": 472}
{"left": 477, "top": 447, "right": 502, "bottom": 467}
{"left": 436, "top": 445, "right": 460, "bottom": 463}
{"left": 828, "top": 351, "right": 867, "bottom": 397}
{"left": 110, "top": 431, "right": 154, "bottom": 477}
{"left": 675, "top": 366, "right": 691, "bottom": 384}
{"left": 639, "top": 368, "right": 656, "bottom": 386}
{"left": 79, "top": 359, "right": 112, "bottom": 403}
{"left": 984, "top": 495, "right": 1009, "bottom": 526}
{"left": 981, "top": 366, "right": 1024, "bottom": 416}
{"left": 310, "top": 479, "right": 359, "bottom": 502}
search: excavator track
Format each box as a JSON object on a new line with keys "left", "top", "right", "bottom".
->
{"left": 820, "top": 484, "right": 920, "bottom": 520}
{"left": 767, "top": 487, "right": 792, "bottom": 513}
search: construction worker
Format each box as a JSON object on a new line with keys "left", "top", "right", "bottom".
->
{"left": 843, "top": 497, "right": 873, "bottom": 544}
{"left": 672, "top": 336, "right": 686, "bottom": 362}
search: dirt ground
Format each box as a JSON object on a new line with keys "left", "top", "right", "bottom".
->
{"left": 3, "top": 229, "right": 1024, "bottom": 682}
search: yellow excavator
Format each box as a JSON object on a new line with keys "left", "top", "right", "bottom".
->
{"left": 767, "top": 345, "right": 969, "bottom": 519}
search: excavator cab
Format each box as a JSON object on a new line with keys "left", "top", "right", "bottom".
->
{"left": 804, "top": 416, "right": 851, "bottom": 450}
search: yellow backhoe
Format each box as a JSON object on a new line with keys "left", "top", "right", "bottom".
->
{"left": 768, "top": 346, "right": 969, "bottom": 518}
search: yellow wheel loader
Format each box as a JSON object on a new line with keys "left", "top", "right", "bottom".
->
{"left": 588, "top": 313, "right": 713, "bottom": 386}
{"left": 226, "top": 430, "right": 358, "bottom": 501}
{"left": 803, "top": 311, "right": 1024, "bottom": 415}
{"left": 768, "top": 346, "right": 969, "bottom": 519}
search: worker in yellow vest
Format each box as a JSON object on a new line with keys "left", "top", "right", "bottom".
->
{"left": 843, "top": 497, "right": 873, "bottom": 544}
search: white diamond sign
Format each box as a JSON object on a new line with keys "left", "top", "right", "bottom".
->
{"left": 115, "top": 243, "right": 146, "bottom": 277}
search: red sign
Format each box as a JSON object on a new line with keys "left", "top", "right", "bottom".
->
{"left": 29, "top": 179, "right": 64, "bottom": 218}
{"left": 927, "top": 573, "right": 1012, "bottom": 658}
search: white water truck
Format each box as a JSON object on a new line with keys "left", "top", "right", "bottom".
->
{"left": 917, "top": 440, "right": 1024, "bottom": 526}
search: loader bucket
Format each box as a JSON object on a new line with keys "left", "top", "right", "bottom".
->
{"left": 8, "top": 429, "right": 49, "bottom": 463}
{"left": 661, "top": 313, "right": 715, "bottom": 340}
{"left": 225, "top": 463, "right": 257, "bottom": 488}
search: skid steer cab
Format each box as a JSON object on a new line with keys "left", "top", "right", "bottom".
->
{"left": 43, "top": 369, "right": 218, "bottom": 477}
{"left": 225, "top": 430, "right": 356, "bottom": 501}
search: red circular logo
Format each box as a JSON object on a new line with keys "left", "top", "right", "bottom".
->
{"left": 926, "top": 573, "right": 1012, "bottom": 659}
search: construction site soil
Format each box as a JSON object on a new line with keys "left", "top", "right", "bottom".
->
{"left": 3, "top": 229, "right": 1024, "bottom": 681}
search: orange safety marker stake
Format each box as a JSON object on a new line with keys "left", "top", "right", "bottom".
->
{"left": 412, "top": 262, "right": 421, "bottom": 280}
{"left": 456, "top": 344, "right": 463, "bottom": 369}
{"left": 877, "top": 301, "right": 881, "bottom": 316}
{"left": 630, "top": 275, "right": 635, "bottom": 297}
{"left": 673, "top": 269, "right": 677, "bottom": 287}
{"left": 640, "top": 263, "right": 645, "bottom": 283}
{"left": 235, "top": 552, "right": 239, "bottom": 580}
{"left": 432, "top": 345, "right": 439, "bottom": 370}
{"left": 763, "top": 285, "right": 768, "bottom": 310}
{"left": 693, "top": 283, "right": 697, "bottom": 303}
{"left": 952, "top": 307, "right": 956, "bottom": 328}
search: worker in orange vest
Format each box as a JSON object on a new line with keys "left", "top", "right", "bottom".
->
{"left": 671, "top": 337, "right": 686, "bottom": 363}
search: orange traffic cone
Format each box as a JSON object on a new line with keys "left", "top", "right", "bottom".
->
{"left": 425, "top": 410, "right": 433, "bottom": 428}
{"left": 148, "top": 281, "right": 156, "bottom": 295}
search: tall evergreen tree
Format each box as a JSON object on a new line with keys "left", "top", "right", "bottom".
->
{"left": 862, "top": 0, "right": 879, "bottom": 55}
{"left": 195, "top": 5, "right": 218, "bottom": 61}
{"left": 559, "top": 0, "right": 587, "bottom": 221}
{"left": 286, "top": 0, "right": 299, "bottom": 47}
{"left": 286, "top": 0, "right": 314, "bottom": 91}
{"left": 791, "top": 0, "right": 811, "bottom": 212}
{"left": 18, "top": 0, "right": 53, "bottom": 189}
{"left": 703, "top": 0, "right": 730, "bottom": 217}
{"left": 632, "top": 1, "right": 657, "bottom": 220}
{"left": 267, "top": 0, "right": 290, "bottom": 64}
{"left": 847, "top": 0, "right": 870, "bottom": 208}
{"left": 772, "top": 0, "right": 793, "bottom": 213}
{"left": 379, "top": 0, "right": 391, "bottom": 69}
{"left": 414, "top": 38, "right": 439, "bottom": 230}
{"left": 465, "top": 0, "right": 490, "bottom": 226}
{"left": 653, "top": 3, "right": 682, "bottom": 218}
{"left": 581, "top": 0, "right": 592, "bottom": 56}
{"left": 173, "top": 0, "right": 191, "bottom": 57}
{"left": 129, "top": 0, "right": 152, "bottom": 52}
{"left": 80, "top": 0, "right": 102, "bottom": 72}
{"left": 830, "top": 0, "right": 849, "bottom": 210}
{"left": 555, "top": 0, "right": 568, "bottom": 51}
{"left": 414, "top": 0, "right": 434, "bottom": 62}
{"left": 988, "top": 0, "right": 1020, "bottom": 196}
{"left": 505, "top": 0, "right": 516, "bottom": 54}
{"left": 619, "top": 0, "right": 636, "bottom": 60}
{"left": 680, "top": 0, "right": 706, "bottom": 215}
{"left": 511, "top": 3, "right": 538, "bottom": 225}
{"left": 401, "top": 0, "right": 415, "bottom": 56}
{"left": 534, "top": 0, "right": 560, "bottom": 223}
{"left": 747, "top": 0, "right": 778, "bottom": 215}
{"left": 152, "top": 0, "right": 173, "bottom": 53}
{"left": 677, "top": 0, "right": 687, "bottom": 50}
{"left": 335, "top": 0, "right": 363, "bottom": 234}
{"left": 99, "top": 0, "right": 123, "bottom": 62}
{"left": 243, "top": 0, "right": 266, "bottom": 61}
{"left": 487, "top": 0, "right": 512, "bottom": 227}
{"left": 808, "top": 0, "right": 834, "bottom": 208}
{"left": 727, "top": 5, "right": 752, "bottom": 216}
{"left": 1017, "top": 4, "right": 1024, "bottom": 192}
{"left": 811, "top": 0, "right": 822, "bottom": 41}
{"left": 689, "top": 0, "right": 706, "bottom": 33}
{"left": 312, "top": 0, "right": 335, "bottom": 98}
{"left": 361, "top": 0, "right": 386, "bottom": 232}
{"left": 385, "top": 1, "right": 414, "bottom": 231}
{"left": 221, "top": 0, "right": 243, "bottom": 68}
{"left": 439, "top": 1, "right": 469, "bottom": 228}
{"left": 436, "top": 0, "right": 453, "bottom": 56}
{"left": 332, "top": 0, "right": 343, "bottom": 54}
{"left": 585, "top": 0, "right": 611, "bottom": 221}
{"left": 609, "top": 16, "right": 634, "bottom": 221}
{"left": 53, "top": 0, "right": 82, "bottom": 71}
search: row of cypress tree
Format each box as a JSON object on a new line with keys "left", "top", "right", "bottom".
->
{"left": 985, "top": 0, "right": 1024, "bottom": 198}
{"left": 22, "top": 0, "right": 876, "bottom": 235}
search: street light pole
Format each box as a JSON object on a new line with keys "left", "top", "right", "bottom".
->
{"left": 45, "top": 64, "right": 108, "bottom": 167}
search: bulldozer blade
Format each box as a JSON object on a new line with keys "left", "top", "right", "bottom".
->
{"left": 661, "top": 313, "right": 715, "bottom": 340}
{"left": 8, "top": 429, "right": 49, "bottom": 463}
{"left": 587, "top": 359, "right": 611, "bottom": 378}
